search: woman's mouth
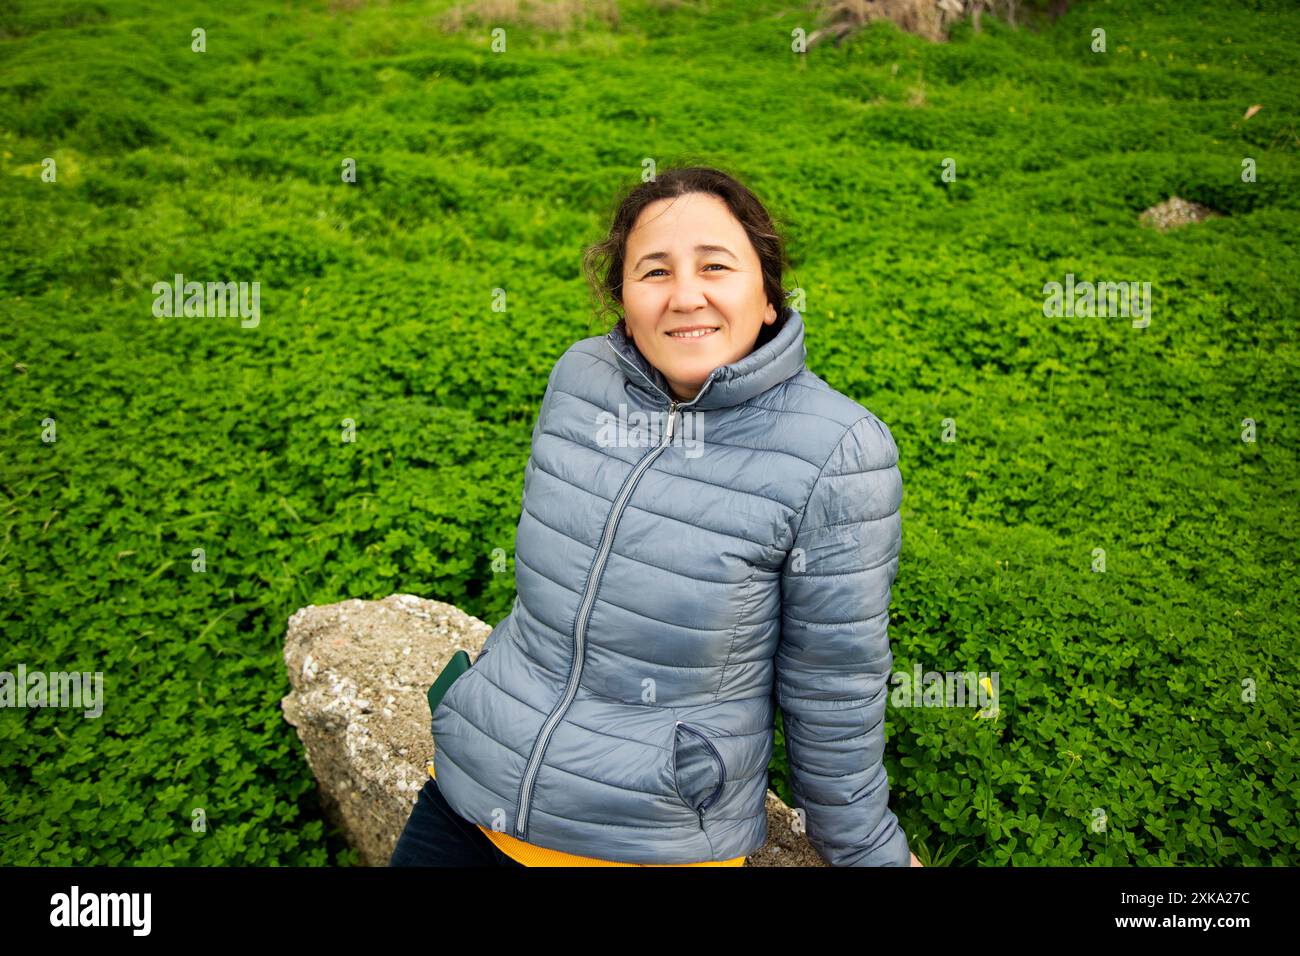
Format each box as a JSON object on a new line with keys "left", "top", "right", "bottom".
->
{"left": 666, "top": 326, "right": 719, "bottom": 340}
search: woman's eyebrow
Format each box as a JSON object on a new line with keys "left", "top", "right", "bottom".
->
{"left": 632, "top": 244, "right": 738, "bottom": 270}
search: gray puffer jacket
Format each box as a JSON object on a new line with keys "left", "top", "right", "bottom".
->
{"left": 430, "top": 306, "right": 911, "bottom": 865}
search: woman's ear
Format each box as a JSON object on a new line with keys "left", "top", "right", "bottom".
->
{"left": 762, "top": 302, "right": 778, "bottom": 325}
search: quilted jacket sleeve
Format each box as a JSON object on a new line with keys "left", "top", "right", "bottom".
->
{"left": 776, "top": 414, "right": 911, "bottom": 867}
{"left": 475, "top": 356, "right": 562, "bottom": 665}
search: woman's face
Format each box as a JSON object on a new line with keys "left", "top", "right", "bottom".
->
{"left": 620, "top": 192, "right": 778, "bottom": 402}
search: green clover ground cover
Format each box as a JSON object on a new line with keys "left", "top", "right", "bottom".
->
{"left": 1, "top": 0, "right": 1296, "bottom": 865}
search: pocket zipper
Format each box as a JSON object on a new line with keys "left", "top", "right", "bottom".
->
{"left": 675, "top": 721, "right": 726, "bottom": 828}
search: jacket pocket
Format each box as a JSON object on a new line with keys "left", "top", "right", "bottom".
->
{"left": 672, "top": 721, "right": 726, "bottom": 826}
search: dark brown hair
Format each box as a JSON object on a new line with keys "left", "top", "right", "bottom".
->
{"left": 582, "top": 165, "right": 793, "bottom": 351}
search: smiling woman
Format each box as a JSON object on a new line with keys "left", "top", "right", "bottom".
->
{"left": 394, "top": 165, "right": 921, "bottom": 868}
{"left": 583, "top": 167, "right": 792, "bottom": 403}
{"left": 619, "top": 194, "right": 779, "bottom": 401}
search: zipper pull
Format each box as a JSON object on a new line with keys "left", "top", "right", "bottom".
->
{"left": 665, "top": 401, "right": 678, "bottom": 441}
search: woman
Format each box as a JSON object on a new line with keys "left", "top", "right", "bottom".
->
{"left": 392, "top": 166, "right": 921, "bottom": 867}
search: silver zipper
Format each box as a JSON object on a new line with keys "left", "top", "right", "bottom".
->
{"left": 513, "top": 360, "right": 720, "bottom": 841}
{"left": 604, "top": 334, "right": 724, "bottom": 410}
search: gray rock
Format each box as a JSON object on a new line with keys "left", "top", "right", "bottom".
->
{"left": 1139, "top": 195, "right": 1224, "bottom": 231}
{"left": 282, "top": 593, "right": 824, "bottom": 866}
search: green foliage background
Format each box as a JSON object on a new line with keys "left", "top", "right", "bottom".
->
{"left": 1, "top": 0, "right": 1296, "bottom": 866}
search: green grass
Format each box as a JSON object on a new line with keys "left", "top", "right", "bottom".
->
{"left": 1, "top": 0, "right": 1296, "bottom": 865}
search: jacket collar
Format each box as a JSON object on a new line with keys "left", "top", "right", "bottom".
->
{"left": 604, "top": 306, "right": 806, "bottom": 411}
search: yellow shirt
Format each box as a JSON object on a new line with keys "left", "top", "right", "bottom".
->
{"left": 427, "top": 764, "right": 745, "bottom": 867}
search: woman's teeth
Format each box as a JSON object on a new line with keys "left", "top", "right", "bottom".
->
{"left": 668, "top": 328, "right": 718, "bottom": 338}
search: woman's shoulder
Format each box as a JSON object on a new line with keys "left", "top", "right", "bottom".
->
{"left": 765, "top": 369, "right": 897, "bottom": 462}
{"left": 545, "top": 335, "right": 618, "bottom": 387}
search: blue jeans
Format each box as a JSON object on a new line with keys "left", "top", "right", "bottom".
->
{"left": 389, "top": 776, "right": 525, "bottom": 867}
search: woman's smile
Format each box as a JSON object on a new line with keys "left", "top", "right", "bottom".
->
{"left": 666, "top": 325, "right": 720, "bottom": 340}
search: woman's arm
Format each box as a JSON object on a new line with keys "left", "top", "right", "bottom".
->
{"left": 776, "top": 413, "right": 912, "bottom": 867}
{"left": 475, "top": 357, "right": 563, "bottom": 664}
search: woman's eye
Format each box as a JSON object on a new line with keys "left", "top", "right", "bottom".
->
{"left": 644, "top": 264, "right": 727, "bottom": 278}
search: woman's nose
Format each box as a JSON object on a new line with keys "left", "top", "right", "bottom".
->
{"left": 667, "top": 277, "right": 709, "bottom": 311}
